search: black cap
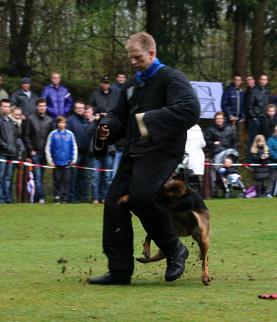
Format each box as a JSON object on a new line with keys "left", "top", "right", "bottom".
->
{"left": 21, "top": 77, "right": 32, "bottom": 84}
{"left": 101, "top": 76, "right": 110, "bottom": 83}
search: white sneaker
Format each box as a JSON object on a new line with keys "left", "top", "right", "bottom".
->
{"left": 39, "top": 199, "right": 45, "bottom": 204}
{"left": 266, "top": 194, "right": 273, "bottom": 198}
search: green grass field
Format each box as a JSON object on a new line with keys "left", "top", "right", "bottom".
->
{"left": 0, "top": 199, "right": 277, "bottom": 322}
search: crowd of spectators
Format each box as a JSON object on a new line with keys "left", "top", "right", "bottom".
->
{"left": 0, "top": 72, "right": 277, "bottom": 204}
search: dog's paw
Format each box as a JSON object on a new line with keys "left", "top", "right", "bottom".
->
{"left": 117, "top": 195, "right": 130, "bottom": 205}
{"left": 136, "top": 257, "right": 151, "bottom": 264}
{"left": 202, "top": 275, "right": 211, "bottom": 285}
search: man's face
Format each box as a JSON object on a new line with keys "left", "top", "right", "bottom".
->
{"left": 215, "top": 115, "right": 225, "bottom": 126}
{"left": 51, "top": 73, "right": 61, "bottom": 86}
{"left": 74, "top": 103, "right": 85, "bottom": 115}
{"left": 37, "top": 102, "right": 47, "bottom": 114}
{"left": 116, "top": 74, "right": 126, "bottom": 84}
{"left": 128, "top": 44, "right": 155, "bottom": 71}
{"left": 21, "top": 83, "right": 31, "bottom": 91}
{"left": 259, "top": 75, "right": 268, "bottom": 87}
{"left": 12, "top": 109, "right": 23, "bottom": 120}
{"left": 246, "top": 77, "right": 255, "bottom": 88}
{"left": 100, "top": 82, "right": 110, "bottom": 91}
{"left": 0, "top": 102, "right": 11, "bottom": 115}
{"left": 233, "top": 76, "right": 243, "bottom": 88}
{"left": 84, "top": 107, "right": 93, "bottom": 119}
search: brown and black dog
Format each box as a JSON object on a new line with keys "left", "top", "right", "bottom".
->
{"left": 118, "top": 170, "right": 211, "bottom": 285}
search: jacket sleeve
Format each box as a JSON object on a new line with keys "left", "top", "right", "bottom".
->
{"left": 221, "top": 89, "right": 231, "bottom": 118}
{"left": 70, "top": 131, "right": 78, "bottom": 164}
{"left": 204, "top": 127, "right": 215, "bottom": 151}
{"left": 0, "top": 120, "right": 8, "bottom": 150}
{"left": 246, "top": 89, "right": 256, "bottom": 119}
{"left": 268, "top": 139, "right": 277, "bottom": 161}
{"left": 22, "top": 119, "right": 34, "bottom": 153}
{"left": 10, "top": 91, "right": 18, "bottom": 106}
{"left": 141, "top": 72, "right": 200, "bottom": 144}
{"left": 64, "top": 88, "right": 73, "bottom": 114}
{"left": 45, "top": 131, "right": 54, "bottom": 164}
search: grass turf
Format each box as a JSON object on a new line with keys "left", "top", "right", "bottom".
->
{"left": 0, "top": 199, "right": 276, "bottom": 322}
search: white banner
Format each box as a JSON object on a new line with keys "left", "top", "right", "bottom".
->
{"left": 190, "top": 81, "right": 223, "bottom": 119}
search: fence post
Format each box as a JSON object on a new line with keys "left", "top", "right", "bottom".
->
{"left": 202, "top": 158, "right": 212, "bottom": 199}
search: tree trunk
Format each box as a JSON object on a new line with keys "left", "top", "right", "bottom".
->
{"left": 232, "top": 4, "right": 247, "bottom": 77}
{"left": 251, "top": 0, "right": 268, "bottom": 78}
{"left": 7, "top": 0, "right": 35, "bottom": 75}
{"left": 146, "top": 0, "right": 161, "bottom": 39}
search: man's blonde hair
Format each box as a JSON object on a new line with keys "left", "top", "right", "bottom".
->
{"left": 126, "top": 32, "right": 156, "bottom": 53}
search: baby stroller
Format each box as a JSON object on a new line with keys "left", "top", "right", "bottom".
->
{"left": 216, "top": 167, "right": 246, "bottom": 198}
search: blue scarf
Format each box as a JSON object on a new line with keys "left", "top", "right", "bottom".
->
{"left": 135, "top": 58, "right": 165, "bottom": 83}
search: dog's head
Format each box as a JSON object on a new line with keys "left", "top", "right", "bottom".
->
{"left": 163, "top": 170, "right": 193, "bottom": 200}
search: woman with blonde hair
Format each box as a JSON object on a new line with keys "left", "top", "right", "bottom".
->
{"left": 250, "top": 134, "right": 270, "bottom": 197}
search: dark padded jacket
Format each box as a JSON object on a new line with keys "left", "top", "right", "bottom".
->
{"left": 245, "top": 85, "right": 269, "bottom": 119}
{"left": 23, "top": 112, "right": 53, "bottom": 155}
{"left": 11, "top": 89, "right": 39, "bottom": 116}
{"left": 205, "top": 123, "right": 236, "bottom": 156}
{"left": 0, "top": 116, "right": 18, "bottom": 158}
{"left": 98, "top": 66, "right": 200, "bottom": 157}
{"left": 89, "top": 88, "right": 119, "bottom": 114}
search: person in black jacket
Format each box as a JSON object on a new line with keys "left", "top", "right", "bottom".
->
{"left": 23, "top": 98, "right": 53, "bottom": 203}
{"left": 0, "top": 99, "right": 19, "bottom": 203}
{"left": 205, "top": 112, "right": 238, "bottom": 163}
{"left": 264, "top": 104, "right": 277, "bottom": 140}
{"left": 87, "top": 32, "right": 200, "bottom": 285}
{"left": 11, "top": 77, "right": 39, "bottom": 118}
{"left": 67, "top": 100, "right": 92, "bottom": 202}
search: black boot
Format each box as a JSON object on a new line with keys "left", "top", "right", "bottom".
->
{"left": 86, "top": 271, "right": 131, "bottom": 285}
{"left": 165, "top": 242, "right": 189, "bottom": 282}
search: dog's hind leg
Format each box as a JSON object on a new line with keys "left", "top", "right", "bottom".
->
{"left": 191, "top": 210, "right": 211, "bottom": 285}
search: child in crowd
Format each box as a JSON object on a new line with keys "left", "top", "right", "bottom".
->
{"left": 218, "top": 158, "right": 246, "bottom": 198}
{"left": 250, "top": 134, "right": 270, "bottom": 197}
{"left": 45, "top": 116, "right": 78, "bottom": 203}
{"left": 264, "top": 104, "right": 277, "bottom": 139}
{"left": 267, "top": 125, "right": 277, "bottom": 197}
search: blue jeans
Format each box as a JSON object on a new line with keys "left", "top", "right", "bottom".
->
{"left": 69, "top": 152, "right": 90, "bottom": 202}
{"left": 31, "top": 154, "right": 46, "bottom": 201}
{"left": 0, "top": 156, "right": 14, "bottom": 203}
{"left": 112, "top": 150, "right": 123, "bottom": 179}
{"left": 91, "top": 155, "right": 113, "bottom": 201}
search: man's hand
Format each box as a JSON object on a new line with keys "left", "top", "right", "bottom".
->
{"left": 214, "top": 141, "right": 220, "bottom": 145}
{"left": 48, "top": 162, "right": 55, "bottom": 167}
{"left": 97, "top": 125, "right": 110, "bottom": 141}
{"left": 31, "top": 150, "right": 37, "bottom": 156}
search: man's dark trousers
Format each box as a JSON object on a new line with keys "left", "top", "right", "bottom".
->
{"left": 103, "top": 150, "right": 181, "bottom": 275}
{"left": 53, "top": 166, "right": 70, "bottom": 201}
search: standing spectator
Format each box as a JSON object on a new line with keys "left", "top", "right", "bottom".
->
{"left": 88, "top": 76, "right": 119, "bottom": 194}
{"left": 245, "top": 74, "right": 270, "bottom": 146}
{"left": 84, "top": 105, "right": 112, "bottom": 203}
{"left": 23, "top": 98, "right": 53, "bottom": 203}
{"left": 250, "top": 134, "right": 270, "bottom": 197}
{"left": 266, "top": 125, "right": 277, "bottom": 197}
{"left": 9, "top": 106, "right": 26, "bottom": 201}
{"left": 89, "top": 76, "right": 119, "bottom": 114}
{"left": 41, "top": 72, "right": 73, "bottom": 119}
{"left": 0, "top": 75, "right": 9, "bottom": 100}
{"left": 205, "top": 112, "right": 238, "bottom": 165}
{"left": 111, "top": 73, "right": 127, "bottom": 93}
{"left": 185, "top": 124, "right": 206, "bottom": 191}
{"left": 45, "top": 116, "right": 78, "bottom": 203}
{"left": 67, "top": 100, "right": 91, "bottom": 202}
{"left": 0, "top": 99, "right": 18, "bottom": 203}
{"left": 221, "top": 74, "right": 245, "bottom": 125}
{"left": 264, "top": 104, "right": 277, "bottom": 140}
{"left": 11, "top": 77, "right": 39, "bottom": 118}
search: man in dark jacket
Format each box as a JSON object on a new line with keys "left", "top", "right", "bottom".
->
{"left": 11, "top": 77, "right": 39, "bottom": 118}
{"left": 23, "top": 98, "right": 53, "bottom": 203}
{"left": 87, "top": 32, "right": 200, "bottom": 285}
{"left": 0, "top": 99, "right": 18, "bottom": 203}
{"left": 89, "top": 76, "right": 119, "bottom": 114}
{"left": 67, "top": 100, "right": 91, "bottom": 202}
{"left": 221, "top": 75, "right": 245, "bottom": 125}
{"left": 245, "top": 74, "right": 270, "bottom": 146}
{"left": 205, "top": 112, "right": 237, "bottom": 158}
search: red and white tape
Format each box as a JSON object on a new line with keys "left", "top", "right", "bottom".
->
{"left": 0, "top": 159, "right": 113, "bottom": 172}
